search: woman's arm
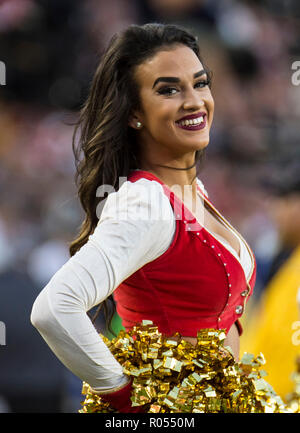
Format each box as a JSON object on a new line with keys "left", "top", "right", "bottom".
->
{"left": 30, "top": 179, "right": 176, "bottom": 392}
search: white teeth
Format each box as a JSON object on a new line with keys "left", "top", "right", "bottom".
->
{"left": 178, "top": 116, "right": 204, "bottom": 127}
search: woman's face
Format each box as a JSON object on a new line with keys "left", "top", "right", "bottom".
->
{"left": 131, "top": 44, "right": 214, "bottom": 161}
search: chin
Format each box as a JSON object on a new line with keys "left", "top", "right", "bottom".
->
{"left": 192, "top": 139, "right": 209, "bottom": 151}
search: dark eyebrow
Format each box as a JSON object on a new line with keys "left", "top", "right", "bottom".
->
{"left": 152, "top": 69, "right": 207, "bottom": 89}
{"left": 194, "top": 69, "right": 206, "bottom": 79}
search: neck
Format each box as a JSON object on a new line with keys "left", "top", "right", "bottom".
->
{"left": 138, "top": 160, "right": 198, "bottom": 199}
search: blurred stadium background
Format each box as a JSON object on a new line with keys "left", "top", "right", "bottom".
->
{"left": 0, "top": 0, "right": 300, "bottom": 412}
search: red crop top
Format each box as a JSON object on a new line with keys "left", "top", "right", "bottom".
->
{"left": 113, "top": 170, "right": 256, "bottom": 337}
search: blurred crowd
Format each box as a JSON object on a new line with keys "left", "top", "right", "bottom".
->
{"left": 0, "top": 0, "right": 300, "bottom": 412}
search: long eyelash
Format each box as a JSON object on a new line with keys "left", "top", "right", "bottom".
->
{"left": 157, "top": 77, "right": 212, "bottom": 96}
{"left": 195, "top": 78, "right": 211, "bottom": 88}
{"left": 157, "top": 87, "right": 177, "bottom": 95}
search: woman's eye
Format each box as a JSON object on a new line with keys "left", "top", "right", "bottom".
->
{"left": 195, "top": 79, "right": 211, "bottom": 89}
{"left": 157, "top": 79, "right": 211, "bottom": 96}
{"left": 157, "top": 87, "right": 178, "bottom": 96}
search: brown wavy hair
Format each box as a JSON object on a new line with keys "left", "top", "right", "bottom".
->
{"left": 69, "top": 23, "right": 212, "bottom": 336}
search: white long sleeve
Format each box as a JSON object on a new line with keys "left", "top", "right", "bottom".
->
{"left": 30, "top": 178, "right": 176, "bottom": 391}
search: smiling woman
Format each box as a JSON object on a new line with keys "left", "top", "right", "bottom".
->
{"left": 30, "top": 23, "right": 288, "bottom": 413}
{"left": 130, "top": 44, "right": 214, "bottom": 165}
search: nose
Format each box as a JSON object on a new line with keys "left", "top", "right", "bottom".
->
{"left": 182, "top": 87, "right": 205, "bottom": 111}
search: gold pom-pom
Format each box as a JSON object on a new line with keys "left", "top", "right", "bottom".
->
{"left": 79, "top": 321, "right": 290, "bottom": 413}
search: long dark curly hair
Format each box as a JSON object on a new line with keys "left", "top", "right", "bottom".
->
{"left": 69, "top": 23, "right": 212, "bottom": 336}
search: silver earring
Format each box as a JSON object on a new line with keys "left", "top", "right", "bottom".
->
{"left": 136, "top": 121, "right": 142, "bottom": 128}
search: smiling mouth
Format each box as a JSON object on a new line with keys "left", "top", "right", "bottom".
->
{"left": 175, "top": 114, "right": 207, "bottom": 131}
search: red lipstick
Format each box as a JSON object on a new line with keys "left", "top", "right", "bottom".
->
{"left": 176, "top": 112, "right": 207, "bottom": 131}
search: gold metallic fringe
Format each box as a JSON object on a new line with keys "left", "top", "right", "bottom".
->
{"left": 79, "top": 320, "right": 294, "bottom": 413}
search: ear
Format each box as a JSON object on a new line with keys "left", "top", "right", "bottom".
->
{"left": 128, "top": 113, "right": 142, "bottom": 130}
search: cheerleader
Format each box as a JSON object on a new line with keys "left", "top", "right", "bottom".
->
{"left": 30, "top": 23, "right": 287, "bottom": 413}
